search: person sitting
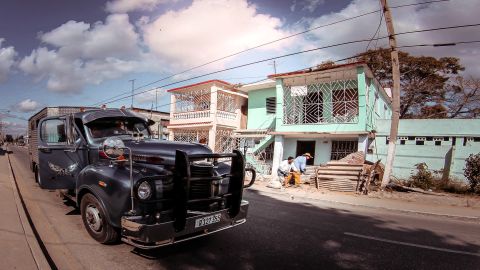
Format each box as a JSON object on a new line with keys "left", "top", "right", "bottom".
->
{"left": 290, "top": 153, "right": 313, "bottom": 187}
{"left": 277, "top": 156, "right": 296, "bottom": 186}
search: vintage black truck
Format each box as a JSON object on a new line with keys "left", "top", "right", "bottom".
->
{"left": 28, "top": 107, "right": 255, "bottom": 249}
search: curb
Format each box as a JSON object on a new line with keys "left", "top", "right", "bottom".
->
{"left": 7, "top": 150, "right": 85, "bottom": 270}
{"left": 249, "top": 186, "right": 480, "bottom": 222}
{"left": 6, "top": 152, "right": 52, "bottom": 270}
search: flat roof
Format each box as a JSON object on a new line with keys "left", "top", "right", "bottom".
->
{"left": 166, "top": 79, "right": 235, "bottom": 92}
{"left": 267, "top": 61, "right": 366, "bottom": 79}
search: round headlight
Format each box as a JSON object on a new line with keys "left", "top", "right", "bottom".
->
{"left": 137, "top": 181, "right": 152, "bottom": 200}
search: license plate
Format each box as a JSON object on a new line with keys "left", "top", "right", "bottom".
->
{"left": 194, "top": 214, "right": 221, "bottom": 228}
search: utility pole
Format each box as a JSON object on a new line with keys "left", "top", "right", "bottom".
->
{"left": 380, "top": 0, "right": 401, "bottom": 189}
{"left": 269, "top": 60, "right": 277, "bottom": 74}
{"left": 129, "top": 79, "right": 135, "bottom": 109}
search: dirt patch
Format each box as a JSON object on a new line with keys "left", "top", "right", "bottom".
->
{"left": 255, "top": 178, "right": 480, "bottom": 209}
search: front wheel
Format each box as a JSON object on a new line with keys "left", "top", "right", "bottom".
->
{"left": 34, "top": 165, "right": 43, "bottom": 187}
{"left": 80, "top": 193, "right": 119, "bottom": 244}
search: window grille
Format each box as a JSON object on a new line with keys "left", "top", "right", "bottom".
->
{"left": 217, "top": 91, "right": 237, "bottom": 112}
{"left": 172, "top": 129, "right": 209, "bottom": 145}
{"left": 283, "top": 79, "right": 359, "bottom": 124}
{"left": 330, "top": 140, "right": 358, "bottom": 160}
{"left": 173, "top": 88, "right": 211, "bottom": 113}
{"left": 266, "top": 97, "right": 276, "bottom": 114}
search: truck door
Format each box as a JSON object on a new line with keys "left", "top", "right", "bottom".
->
{"left": 37, "top": 116, "right": 84, "bottom": 189}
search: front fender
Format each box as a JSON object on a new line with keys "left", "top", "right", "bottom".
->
{"left": 77, "top": 164, "right": 134, "bottom": 228}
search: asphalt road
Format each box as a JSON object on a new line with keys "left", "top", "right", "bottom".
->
{"left": 7, "top": 145, "right": 480, "bottom": 270}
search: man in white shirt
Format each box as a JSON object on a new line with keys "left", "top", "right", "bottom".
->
{"left": 277, "top": 156, "right": 297, "bottom": 186}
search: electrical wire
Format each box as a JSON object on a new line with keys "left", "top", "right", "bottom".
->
{"left": 99, "top": 22, "right": 480, "bottom": 107}
{"left": 145, "top": 39, "right": 480, "bottom": 112}
{"left": 92, "top": 0, "right": 451, "bottom": 106}
{"left": 366, "top": 0, "right": 384, "bottom": 51}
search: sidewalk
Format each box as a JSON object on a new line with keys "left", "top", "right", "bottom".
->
{"left": 0, "top": 149, "right": 50, "bottom": 269}
{"left": 252, "top": 180, "right": 480, "bottom": 221}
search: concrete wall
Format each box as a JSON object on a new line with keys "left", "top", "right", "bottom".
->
{"left": 246, "top": 87, "right": 276, "bottom": 129}
{"left": 368, "top": 119, "right": 480, "bottom": 182}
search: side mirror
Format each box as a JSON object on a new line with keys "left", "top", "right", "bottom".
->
{"left": 102, "top": 137, "right": 125, "bottom": 159}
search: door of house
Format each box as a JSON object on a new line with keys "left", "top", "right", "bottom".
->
{"left": 296, "top": 141, "right": 315, "bottom": 165}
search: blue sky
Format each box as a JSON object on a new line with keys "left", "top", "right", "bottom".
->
{"left": 0, "top": 0, "right": 478, "bottom": 134}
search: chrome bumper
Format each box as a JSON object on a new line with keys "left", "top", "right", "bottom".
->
{"left": 121, "top": 201, "right": 249, "bottom": 249}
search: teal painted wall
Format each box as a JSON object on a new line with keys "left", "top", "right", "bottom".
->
{"left": 367, "top": 119, "right": 480, "bottom": 182}
{"left": 246, "top": 87, "right": 276, "bottom": 129}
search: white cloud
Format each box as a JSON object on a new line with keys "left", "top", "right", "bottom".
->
{"left": 16, "top": 99, "right": 41, "bottom": 113}
{"left": 142, "top": 0, "right": 292, "bottom": 70}
{"left": 296, "top": 0, "right": 480, "bottom": 75}
{"left": 19, "top": 14, "right": 145, "bottom": 93}
{"left": 302, "top": 0, "right": 325, "bottom": 13}
{"left": 135, "top": 88, "right": 165, "bottom": 104}
{"left": 0, "top": 121, "right": 26, "bottom": 135}
{"left": 105, "top": 0, "right": 170, "bottom": 13}
{"left": 0, "top": 38, "right": 16, "bottom": 83}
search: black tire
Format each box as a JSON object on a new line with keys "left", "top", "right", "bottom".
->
{"left": 80, "top": 193, "right": 119, "bottom": 244}
{"left": 34, "top": 165, "right": 41, "bottom": 185}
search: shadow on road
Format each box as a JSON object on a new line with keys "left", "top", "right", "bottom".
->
{"left": 129, "top": 189, "right": 479, "bottom": 270}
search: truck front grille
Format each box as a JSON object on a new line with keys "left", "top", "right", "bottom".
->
{"left": 189, "top": 162, "right": 216, "bottom": 209}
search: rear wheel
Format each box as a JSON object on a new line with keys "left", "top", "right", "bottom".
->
{"left": 80, "top": 193, "right": 119, "bottom": 244}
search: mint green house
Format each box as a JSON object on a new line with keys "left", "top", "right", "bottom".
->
{"left": 238, "top": 62, "right": 392, "bottom": 175}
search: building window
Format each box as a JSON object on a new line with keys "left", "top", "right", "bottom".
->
{"left": 435, "top": 141, "right": 442, "bottom": 146}
{"left": 416, "top": 141, "right": 425, "bottom": 145}
{"left": 266, "top": 97, "right": 276, "bottom": 114}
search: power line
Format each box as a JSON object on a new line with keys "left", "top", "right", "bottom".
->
{"left": 98, "top": 22, "right": 480, "bottom": 106}
{"left": 366, "top": 0, "right": 384, "bottom": 51}
{"left": 145, "top": 39, "right": 480, "bottom": 112}
{"left": 92, "top": 0, "right": 450, "bottom": 106}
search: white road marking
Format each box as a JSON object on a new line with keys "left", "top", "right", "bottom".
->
{"left": 344, "top": 232, "right": 480, "bottom": 257}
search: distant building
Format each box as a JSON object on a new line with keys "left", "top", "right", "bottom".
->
{"left": 166, "top": 80, "right": 248, "bottom": 151}
{"left": 131, "top": 107, "right": 170, "bottom": 140}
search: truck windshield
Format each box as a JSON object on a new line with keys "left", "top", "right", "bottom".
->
{"left": 86, "top": 118, "right": 151, "bottom": 139}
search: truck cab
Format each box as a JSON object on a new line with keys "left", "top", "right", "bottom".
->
{"left": 33, "top": 108, "right": 255, "bottom": 249}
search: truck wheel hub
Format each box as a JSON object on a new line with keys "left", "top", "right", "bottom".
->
{"left": 85, "top": 204, "right": 102, "bottom": 232}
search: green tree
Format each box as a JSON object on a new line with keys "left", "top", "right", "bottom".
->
{"left": 356, "top": 48, "right": 464, "bottom": 118}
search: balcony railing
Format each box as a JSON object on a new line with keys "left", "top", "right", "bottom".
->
{"left": 172, "top": 110, "right": 211, "bottom": 120}
{"left": 217, "top": 110, "right": 237, "bottom": 120}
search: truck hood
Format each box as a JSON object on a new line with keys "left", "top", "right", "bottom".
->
{"left": 123, "top": 139, "right": 213, "bottom": 166}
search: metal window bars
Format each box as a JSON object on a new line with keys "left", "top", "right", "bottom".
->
{"left": 330, "top": 140, "right": 358, "bottom": 160}
{"left": 217, "top": 91, "right": 237, "bottom": 113}
{"left": 172, "top": 129, "right": 209, "bottom": 145}
{"left": 173, "top": 88, "right": 211, "bottom": 113}
{"left": 283, "top": 79, "right": 359, "bottom": 125}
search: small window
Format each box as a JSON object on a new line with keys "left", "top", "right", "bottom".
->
{"left": 400, "top": 140, "right": 406, "bottom": 145}
{"left": 435, "top": 141, "right": 441, "bottom": 146}
{"left": 41, "top": 119, "right": 67, "bottom": 144}
{"left": 266, "top": 97, "right": 276, "bottom": 114}
{"left": 416, "top": 141, "right": 425, "bottom": 146}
